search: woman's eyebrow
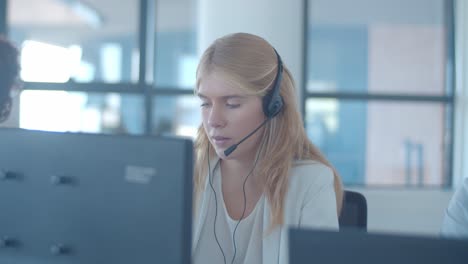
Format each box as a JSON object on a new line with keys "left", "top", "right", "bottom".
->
{"left": 197, "top": 93, "right": 246, "bottom": 100}
{"left": 223, "top": 95, "right": 246, "bottom": 100}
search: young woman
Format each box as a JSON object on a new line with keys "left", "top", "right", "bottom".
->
{"left": 192, "top": 32, "right": 343, "bottom": 264}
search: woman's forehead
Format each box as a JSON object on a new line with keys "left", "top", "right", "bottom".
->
{"left": 197, "top": 72, "right": 249, "bottom": 98}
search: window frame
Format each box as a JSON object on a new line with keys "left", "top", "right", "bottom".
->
{"left": 0, "top": 0, "right": 456, "bottom": 187}
{"left": 1, "top": 0, "right": 196, "bottom": 135}
{"left": 301, "top": 0, "right": 456, "bottom": 188}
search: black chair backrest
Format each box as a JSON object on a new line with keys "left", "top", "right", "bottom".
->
{"left": 338, "top": 190, "right": 367, "bottom": 231}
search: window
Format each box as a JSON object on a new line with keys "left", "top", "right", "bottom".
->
{"left": 3, "top": 0, "right": 455, "bottom": 187}
{"left": 305, "top": 0, "right": 454, "bottom": 186}
{"left": 5, "top": 0, "right": 199, "bottom": 135}
{"left": 154, "top": 0, "right": 198, "bottom": 89}
{"left": 19, "top": 90, "right": 144, "bottom": 134}
{"left": 10, "top": 0, "right": 139, "bottom": 83}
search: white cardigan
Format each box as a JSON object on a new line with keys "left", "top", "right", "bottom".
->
{"left": 441, "top": 177, "right": 468, "bottom": 238}
{"left": 192, "top": 160, "right": 339, "bottom": 264}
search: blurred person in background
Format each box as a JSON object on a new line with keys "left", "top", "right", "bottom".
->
{"left": 0, "top": 36, "right": 20, "bottom": 123}
{"left": 441, "top": 177, "right": 468, "bottom": 239}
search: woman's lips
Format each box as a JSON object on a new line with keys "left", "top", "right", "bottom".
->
{"left": 212, "top": 136, "right": 232, "bottom": 147}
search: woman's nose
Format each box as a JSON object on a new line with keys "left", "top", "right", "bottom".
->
{"left": 207, "top": 106, "right": 226, "bottom": 128}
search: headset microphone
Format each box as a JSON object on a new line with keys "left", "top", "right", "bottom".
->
{"left": 223, "top": 118, "right": 270, "bottom": 156}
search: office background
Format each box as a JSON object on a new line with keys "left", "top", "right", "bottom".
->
{"left": 0, "top": 0, "right": 467, "bottom": 235}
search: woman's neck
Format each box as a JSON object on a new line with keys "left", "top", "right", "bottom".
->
{"left": 220, "top": 157, "right": 262, "bottom": 189}
{"left": 218, "top": 157, "right": 265, "bottom": 221}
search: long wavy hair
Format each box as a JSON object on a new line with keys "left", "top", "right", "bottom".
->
{"left": 193, "top": 33, "right": 343, "bottom": 229}
{"left": 0, "top": 36, "right": 19, "bottom": 122}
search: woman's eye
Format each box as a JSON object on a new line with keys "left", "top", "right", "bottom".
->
{"left": 226, "top": 103, "right": 240, "bottom": 109}
{"left": 200, "top": 102, "right": 210, "bottom": 107}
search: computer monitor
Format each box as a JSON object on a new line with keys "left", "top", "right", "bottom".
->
{"left": 289, "top": 228, "right": 468, "bottom": 264}
{"left": 0, "top": 128, "right": 193, "bottom": 264}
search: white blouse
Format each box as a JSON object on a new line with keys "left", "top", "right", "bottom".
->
{"left": 441, "top": 177, "right": 468, "bottom": 238}
{"left": 192, "top": 164, "right": 265, "bottom": 264}
{"left": 192, "top": 159, "right": 339, "bottom": 264}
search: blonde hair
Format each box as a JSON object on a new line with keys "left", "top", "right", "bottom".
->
{"left": 194, "top": 33, "right": 343, "bottom": 229}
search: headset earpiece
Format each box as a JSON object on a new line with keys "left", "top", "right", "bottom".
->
{"left": 262, "top": 49, "right": 284, "bottom": 118}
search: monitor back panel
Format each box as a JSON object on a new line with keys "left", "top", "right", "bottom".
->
{"left": 289, "top": 228, "right": 468, "bottom": 264}
{"left": 0, "top": 128, "right": 192, "bottom": 264}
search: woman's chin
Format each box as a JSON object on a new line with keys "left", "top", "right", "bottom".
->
{"left": 215, "top": 148, "right": 228, "bottom": 159}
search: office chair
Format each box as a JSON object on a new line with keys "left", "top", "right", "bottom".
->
{"left": 338, "top": 190, "right": 367, "bottom": 231}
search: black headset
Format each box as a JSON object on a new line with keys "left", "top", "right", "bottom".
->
{"left": 262, "top": 49, "right": 284, "bottom": 119}
{"left": 223, "top": 48, "right": 285, "bottom": 157}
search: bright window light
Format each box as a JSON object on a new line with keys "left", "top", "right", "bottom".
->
{"left": 19, "top": 90, "right": 100, "bottom": 133}
{"left": 178, "top": 55, "right": 197, "bottom": 88}
{"left": 176, "top": 125, "right": 198, "bottom": 139}
{"left": 100, "top": 43, "right": 122, "bottom": 83}
{"left": 20, "top": 40, "right": 82, "bottom": 83}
